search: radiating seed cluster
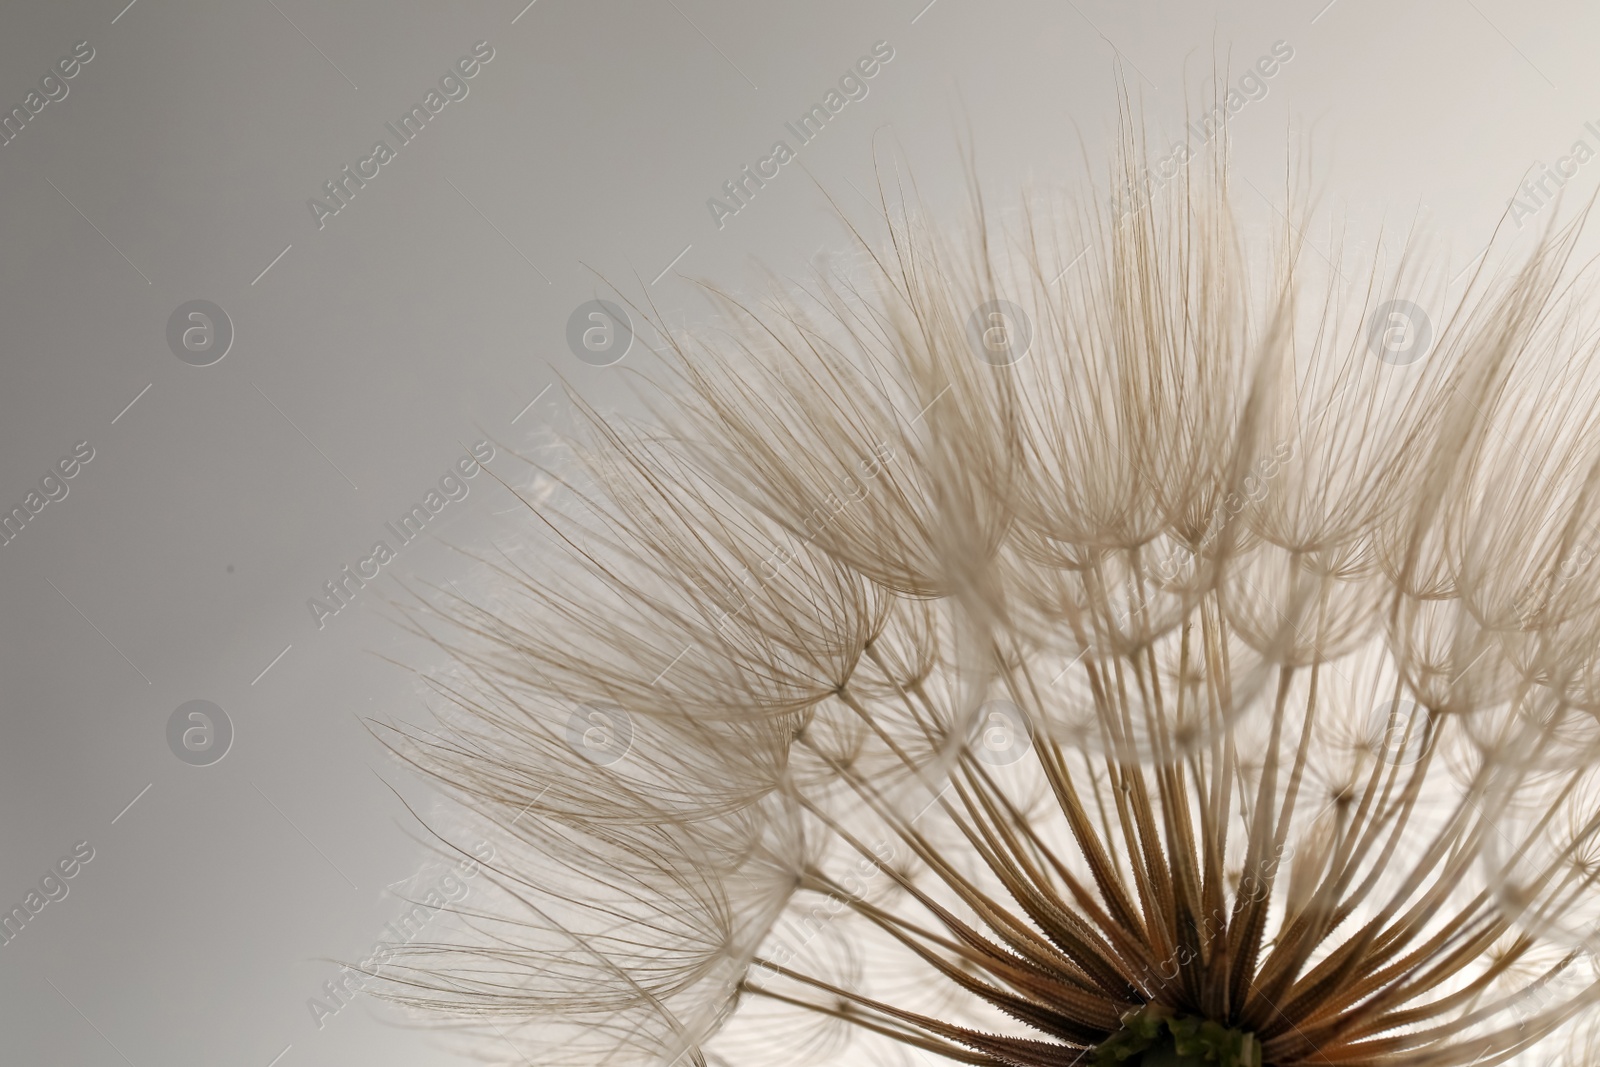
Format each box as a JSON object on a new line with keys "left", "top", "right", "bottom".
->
{"left": 368, "top": 135, "right": 1600, "bottom": 1067}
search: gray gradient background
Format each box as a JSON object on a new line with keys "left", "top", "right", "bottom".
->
{"left": 0, "top": 0, "right": 1592, "bottom": 1063}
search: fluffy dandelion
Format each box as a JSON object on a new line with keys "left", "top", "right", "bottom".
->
{"left": 368, "top": 131, "right": 1600, "bottom": 1067}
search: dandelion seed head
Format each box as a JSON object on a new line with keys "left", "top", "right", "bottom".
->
{"left": 365, "top": 120, "right": 1600, "bottom": 1066}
